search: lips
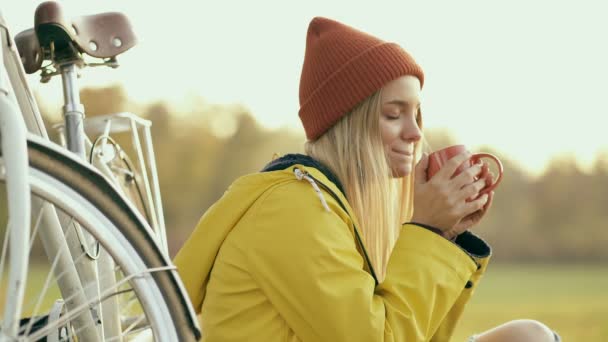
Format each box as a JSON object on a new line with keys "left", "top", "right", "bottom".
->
{"left": 392, "top": 149, "right": 413, "bottom": 156}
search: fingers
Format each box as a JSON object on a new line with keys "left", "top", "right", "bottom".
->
{"left": 414, "top": 152, "right": 429, "bottom": 184}
{"left": 459, "top": 177, "right": 487, "bottom": 201}
{"left": 452, "top": 161, "right": 484, "bottom": 189}
{"left": 485, "top": 170, "right": 495, "bottom": 187}
{"left": 461, "top": 193, "right": 490, "bottom": 216}
{"left": 434, "top": 151, "right": 471, "bottom": 181}
{"left": 483, "top": 191, "right": 495, "bottom": 211}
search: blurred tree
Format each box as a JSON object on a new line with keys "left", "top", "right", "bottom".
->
{"left": 423, "top": 128, "right": 456, "bottom": 152}
{"left": 471, "top": 147, "right": 537, "bottom": 262}
{"left": 26, "top": 86, "right": 608, "bottom": 262}
{"left": 145, "top": 102, "right": 172, "bottom": 140}
{"left": 80, "top": 84, "right": 128, "bottom": 117}
{"left": 531, "top": 155, "right": 608, "bottom": 262}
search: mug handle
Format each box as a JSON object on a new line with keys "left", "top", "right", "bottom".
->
{"left": 471, "top": 153, "right": 504, "bottom": 195}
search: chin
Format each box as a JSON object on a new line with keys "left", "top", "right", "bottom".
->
{"left": 391, "top": 166, "right": 413, "bottom": 178}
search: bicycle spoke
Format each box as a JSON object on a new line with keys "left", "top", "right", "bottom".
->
{"left": 19, "top": 238, "right": 142, "bottom": 339}
{"left": 19, "top": 210, "right": 92, "bottom": 337}
{"left": 21, "top": 214, "right": 78, "bottom": 315}
{"left": 29, "top": 202, "right": 45, "bottom": 249}
{"left": 71, "top": 286, "right": 142, "bottom": 342}
{"left": 26, "top": 272, "right": 145, "bottom": 341}
{"left": 3, "top": 190, "right": 170, "bottom": 341}
{"left": 1, "top": 141, "right": 192, "bottom": 341}
{"left": 117, "top": 314, "right": 146, "bottom": 339}
{"left": 23, "top": 239, "right": 65, "bottom": 336}
{"left": 19, "top": 266, "right": 107, "bottom": 338}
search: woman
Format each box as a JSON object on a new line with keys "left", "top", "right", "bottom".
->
{"left": 174, "top": 17, "right": 559, "bottom": 342}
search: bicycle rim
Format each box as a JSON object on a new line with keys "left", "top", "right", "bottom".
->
{"left": 0, "top": 143, "right": 196, "bottom": 341}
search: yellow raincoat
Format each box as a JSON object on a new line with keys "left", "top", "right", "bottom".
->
{"left": 174, "top": 155, "right": 491, "bottom": 341}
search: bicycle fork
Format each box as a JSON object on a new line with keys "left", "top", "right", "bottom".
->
{"left": 0, "top": 41, "right": 31, "bottom": 341}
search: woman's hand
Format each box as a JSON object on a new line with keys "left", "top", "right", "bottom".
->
{"left": 452, "top": 191, "right": 494, "bottom": 231}
{"left": 411, "top": 152, "right": 489, "bottom": 239}
{"left": 451, "top": 168, "right": 497, "bottom": 233}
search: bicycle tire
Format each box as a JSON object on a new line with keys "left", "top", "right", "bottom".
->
{"left": 0, "top": 137, "right": 199, "bottom": 341}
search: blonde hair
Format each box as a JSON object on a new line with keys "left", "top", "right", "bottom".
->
{"left": 305, "top": 90, "right": 422, "bottom": 282}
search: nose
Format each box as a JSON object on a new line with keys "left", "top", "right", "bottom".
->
{"left": 401, "top": 114, "right": 422, "bottom": 143}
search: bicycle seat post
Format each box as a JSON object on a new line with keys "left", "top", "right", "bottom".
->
{"left": 60, "top": 62, "right": 86, "bottom": 159}
{"left": 60, "top": 61, "right": 107, "bottom": 341}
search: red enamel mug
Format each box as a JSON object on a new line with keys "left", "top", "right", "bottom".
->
{"left": 426, "top": 144, "right": 504, "bottom": 195}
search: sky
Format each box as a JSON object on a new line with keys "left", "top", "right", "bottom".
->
{"left": 4, "top": 0, "right": 608, "bottom": 176}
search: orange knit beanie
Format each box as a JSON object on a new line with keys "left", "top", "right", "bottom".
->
{"left": 299, "top": 17, "right": 424, "bottom": 140}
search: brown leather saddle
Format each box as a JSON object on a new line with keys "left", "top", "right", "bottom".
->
{"left": 15, "top": 1, "right": 137, "bottom": 74}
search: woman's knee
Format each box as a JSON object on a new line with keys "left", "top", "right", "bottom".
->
{"left": 474, "top": 319, "right": 558, "bottom": 342}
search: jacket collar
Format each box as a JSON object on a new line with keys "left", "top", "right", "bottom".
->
{"left": 261, "top": 153, "right": 345, "bottom": 195}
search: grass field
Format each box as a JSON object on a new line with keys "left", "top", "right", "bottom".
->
{"left": 3, "top": 263, "right": 607, "bottom": 340}
{"left": 452, "top": 264, "right": 608, "bottom": 341}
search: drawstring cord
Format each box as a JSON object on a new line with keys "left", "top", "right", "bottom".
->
{"left": 293, "top": 166, "right": 380, "bottom": 285}
{"left": 293, "top": 168, "right": 331, "bottom": 212}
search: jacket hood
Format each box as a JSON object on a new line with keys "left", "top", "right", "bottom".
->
{"left": 261, "top": 153, "right": 345, "bottom": 194}
{"left": 174, "top": 154, "right": 357, "bottom": 313}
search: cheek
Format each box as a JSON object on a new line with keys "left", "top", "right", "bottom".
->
{"left": 379, "top": 122, "right": 400, "bottom": 146}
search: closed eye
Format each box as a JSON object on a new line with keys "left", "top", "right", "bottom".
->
{"left": 383, "top": 113, "right": 400, "bottom": 120}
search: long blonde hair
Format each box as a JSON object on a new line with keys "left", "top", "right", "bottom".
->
{"left": 305, "top": 89, "right": 422, "bottom": 281}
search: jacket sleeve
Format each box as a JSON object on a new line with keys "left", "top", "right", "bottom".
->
{"left": 239, "top": 182, "right": 479, "bottom": 342}
{"left": 429, "top": 231, "right": 492, "bottom": 341}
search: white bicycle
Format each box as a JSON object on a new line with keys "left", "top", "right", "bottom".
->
{"left": 0, "top": 2, "right": 200, "bottom": 341}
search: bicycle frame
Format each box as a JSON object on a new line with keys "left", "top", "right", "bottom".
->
{"left": 0, "top": 8, "right": 200, "bottom": 341}
{"left": 0, "top": 13, "right": 31, "bottom": 337}
{"left": 1, "top": 13, "right": 103, "bottom": 341}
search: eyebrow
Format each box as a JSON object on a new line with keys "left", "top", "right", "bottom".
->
{"left": 384, "top": 100, "right": 421, "bottom": 108}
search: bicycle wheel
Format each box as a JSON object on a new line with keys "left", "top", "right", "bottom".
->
{"left": 0, "top": 138, "right": 199, "bottom": 341}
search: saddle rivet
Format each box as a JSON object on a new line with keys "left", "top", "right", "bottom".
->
{"left": 89, "top": 41, "right": 98, "bottom": 51}
{"left": 112, "top": 37, "right": 122, "bottom": 48}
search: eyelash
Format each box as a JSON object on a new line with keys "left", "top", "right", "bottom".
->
{"left": 384, "top": 110, "right": 419, "bottom": 121}
{"left": 385, "top": 113, "right": 400, "bottom": 120}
